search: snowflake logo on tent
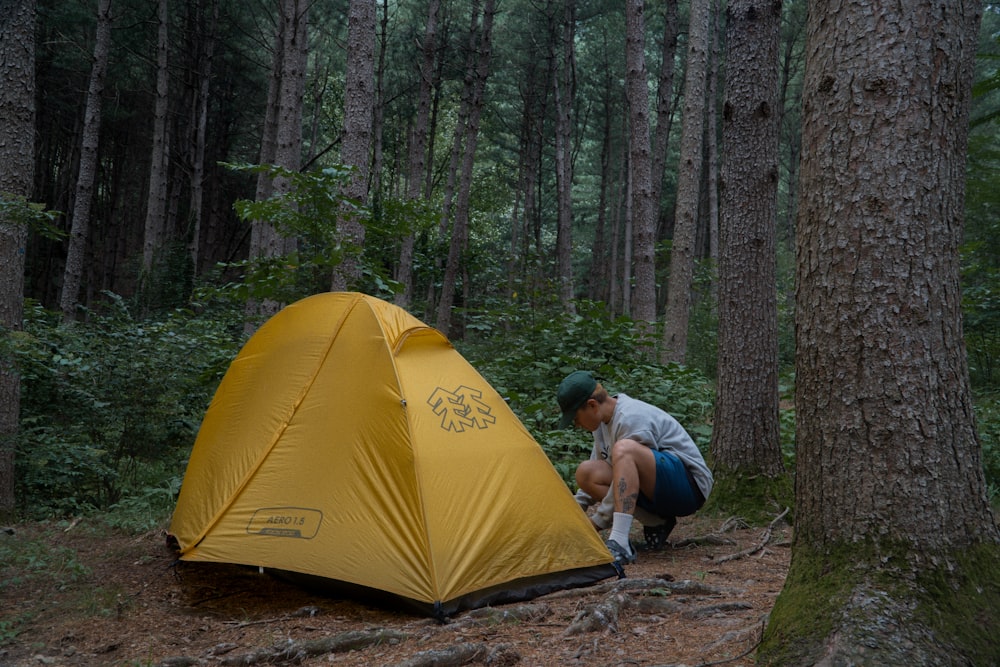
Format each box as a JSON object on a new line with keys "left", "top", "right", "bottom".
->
{"left": 427, "top": 385, "right": 497, "bottom": 432}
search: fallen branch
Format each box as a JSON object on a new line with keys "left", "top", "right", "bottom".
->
{"left": 714, "top": 508, "right": 790, "bottom": 564}
{"left": 387, "top": 642, "right": 487, "bottom": 667}
{"left": 217, "top": 628, "right": 408, "bottom": 666}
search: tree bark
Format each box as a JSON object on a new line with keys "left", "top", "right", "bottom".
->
{"left": 711, "top": 0, "right": 784, "bottom": 481}
{"left": 245, "top": 0, "right": 307, "bottom": 333}
{"left": 187, "top": 0, "right": 218, "bottom": 276}
{"left": 142, "top": 0, "right": 170, "bottom": 276}
{"left": 331, "top": 0, "right": 375, "bottom": 291}
{"left": 650, "top": 0, "right": 678, "bottom": 230}
{"left": 435, "top": 0, "right": 494, "bottom": 335}
{"left": 626, "top": 0, "right": 657, "bottom": 337}
{"left": 394, "top": 0, "right": 439, "bottom": 308}
{"left": 0, "top": 0, "right": 35, "bottom": 521}
{"left": 759, "top": 0, "right": 1000, "bottom": 663}
{"left": 660, "top": 0, "right": 712, "bottom": 363}
{"left": 60, "top": 0, "right": 113, "bottom": 320}
{"left": 552, "top": 1, "right": 576, "bottom": 312}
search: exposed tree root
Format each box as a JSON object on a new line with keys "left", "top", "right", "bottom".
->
{"left": 387, "top": 641, "right": 487, "bottom": 667}
{"left": 214, "top": 628, "right": 408, "bottom": 665}
{"left": 714, "top": 508, "right": 789, "bottom": 564}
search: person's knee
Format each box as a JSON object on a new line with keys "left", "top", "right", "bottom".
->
{"left": 576, "top": 459, "right": 609, "bottom": 493}
{"left": 610, "top": 438, "right": 643, "bottom": 462}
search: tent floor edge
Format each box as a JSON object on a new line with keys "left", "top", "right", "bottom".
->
{"left": 269, "top": 563, "right": 619, "bottom": 619}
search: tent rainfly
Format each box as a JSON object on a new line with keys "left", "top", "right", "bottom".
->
{"left": 168, "top": 292, "right": 617, "bottom": 618}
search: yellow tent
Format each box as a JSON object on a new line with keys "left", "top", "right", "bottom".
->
{"left": 169, "top": 292, "right": 615, "bottom": 617}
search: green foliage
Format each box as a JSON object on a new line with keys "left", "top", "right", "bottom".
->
{"left": 0, "top": 527, "right": 90, "bottom": 593}
{"left": 224, "top": 162, "right": 404, "bottom": 304}
{"left": 975, "top": 392, "right": 1000, "bottom": 504}
{"left": 8, "top": 296, "right": 243, "bottom": 520}
{"left": 0, "top": 194, "right": 63, "bottom": 240}
{"left": 459, "top": 293, "right": 716, "bottom": 487}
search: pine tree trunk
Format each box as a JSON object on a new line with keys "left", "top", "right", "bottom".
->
{"left": 394, "top": 0, "right": 439, "bottom": 308}
{"left": 245, "top": 0, "right": 307, "bottom": 333}
{"left": 436, "top": 0, "right": 494, "bottom": 335}
{"left": 187, "top": 0, "right": 218, "bottom": 275}
{"left": 760, "top": 0, "right": 1000, "bottom": 663}
{"left": 660, "top": 0, "right": 712, "bottom": 363}
{"left": 331, "top": 0, "right": 374, "bottom": 291}
{"left": 142, "top": 0, "right": 170, "bottom": 276}
{"left": 552, "top": 2, "right": 575, "bottom": 312}
{"left": 0, "top": 0, "right": 35, "bottom": 521}
{"left": 60, "top": 0, "right": 112, "bottom": 320}
{"left": 650, "top": 0, "right": 678, "bottom": 224}
{"left": 711, "top": 0, "right": 783, "bottom": 481}
{"left": 626, "top": 0, "right": 657, "bottom": 333}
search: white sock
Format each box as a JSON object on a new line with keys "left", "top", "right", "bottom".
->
{"left": 609, "top": 512, "right": 634, "bottom": 553}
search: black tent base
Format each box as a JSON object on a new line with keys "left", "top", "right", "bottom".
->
{"left": 270, "top": 563, "right": 620, "bottom": 621}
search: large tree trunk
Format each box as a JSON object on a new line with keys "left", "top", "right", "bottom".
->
{"left": 60, "top": 0, "right": 113, "bottom": 320}
{"left": 660, "top": 0, "right": 712, "bottom": 364}
{"left": 626, "top": 0, "right": 657, "bottom": 335}
{"left": 710, "top": 0, "right": 784, "bottom": 500}
{"left": 331, "top": 0, "right": 375, "bottom": 291}
{"left": 759, "top": 0, "right": 1000, "bottom": 663}
{"left": 0, "top": 0, "right": 35, "bottom": 521}
{"left": 142, "top": 0, "right": 170, "bottom": 276}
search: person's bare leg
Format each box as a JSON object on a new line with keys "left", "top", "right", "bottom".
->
{"left": 607, "top": 440, "right": 658, "bottom": 560}
{"left": 609, "top": 439, "right": 658, "bottom": 513}
{"left": 575, "top": 459, "right": 612, "bottom": 500}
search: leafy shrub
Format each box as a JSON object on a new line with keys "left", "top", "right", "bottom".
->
{"left": 460, "top": 294, "right": 716, "bottom": 486}
{"left": 9, "top": 296, "right": 243, "bottom": 520}
{"left": 975, "top": 391, "right": 1000, "bottom": 504}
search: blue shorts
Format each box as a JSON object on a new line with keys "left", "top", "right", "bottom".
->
{"left": 637, "top": 449, "right": 704, "bottom": 519}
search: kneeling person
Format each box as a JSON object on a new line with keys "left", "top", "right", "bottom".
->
{"left": 557, "top": 370, "right": 713, "bottom": 572}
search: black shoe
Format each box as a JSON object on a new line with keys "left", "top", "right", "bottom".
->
{"left": 605, "top": 538, "right": 636, "bottom": 578}
{"left": 641, "top": 516, "right": 676, "bottom": 551}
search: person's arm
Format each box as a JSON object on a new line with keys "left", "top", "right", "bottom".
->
{"left": 590, "top": 488, "right": 614, "bottom": 530}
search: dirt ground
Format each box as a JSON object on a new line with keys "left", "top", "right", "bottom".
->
{"left": 1, "top": 513, "right": 790, "bottom": 667}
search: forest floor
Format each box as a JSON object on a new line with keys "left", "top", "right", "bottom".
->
{"left": 1, "top": 511, "right": 790, "bottom": 667}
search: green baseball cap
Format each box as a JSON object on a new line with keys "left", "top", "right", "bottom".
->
{"left": 557, "top": 370, "right": 597, "bottom": 428}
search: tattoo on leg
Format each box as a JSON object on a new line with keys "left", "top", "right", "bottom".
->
{"left": 617, "top": 477, "right": 638, "bottom": 513}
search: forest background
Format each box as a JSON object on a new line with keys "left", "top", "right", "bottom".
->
{"left": 0, "top": 0, "right": 998, "bottom": 557}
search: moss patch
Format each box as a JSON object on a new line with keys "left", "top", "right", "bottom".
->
{"left": 702, "top": 470, "right": 793, "bottom": 525}
{"left": 757, "top": 538, "right": 1000, "bottom": 665}
{"left": 913, "top": 542, "right": 1000, "bottom": 665}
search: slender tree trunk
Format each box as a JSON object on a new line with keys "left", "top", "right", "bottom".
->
{"left": 244, "top": 0, "right": 307, "bottom": 333}
{"left": 626, "top": 0, "right": 657, "bottom": 338}
{"left": 704, "top": 0, "right": 720, "bottom": 267}
{"left": 590, "top": 94, "right": 612, "bottom": 303}
{"left": 331, "top": 0, "right": 375, "bottom": 291}
{"left": 395, "top": 0, "right": 439, "bottom": 308}
{"left": 436, "top": 0, "right": 494, "bottom": 335}
{"left": 650, "top": 0, "right": 678, "bottom": 224}
{"left": 0, "top": 0, "right": 35, "bottom": 521}
{"left": 187, "top": 0, "right": 218, "bottom": 275}
{"left": 60, "top": 0, "right": 113, "bottom": 320}
{"left": 760, "top": 0, "right": 1000, "bottom": 663}
{"left": 552, "top": 1, "right": 576, "bottom": 312}
{"left": 142, "top": 0, "right": 170, "bottom": 277}
{"left": 710, "top": 0, "right": 784, "bottom": 490}
{"left": 660, "top": 0, "right": 712, "bottom": 363}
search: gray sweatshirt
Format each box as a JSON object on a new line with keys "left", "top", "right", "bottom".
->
{"left": 574, "top": 393, "right": 713, "bottom": 529}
